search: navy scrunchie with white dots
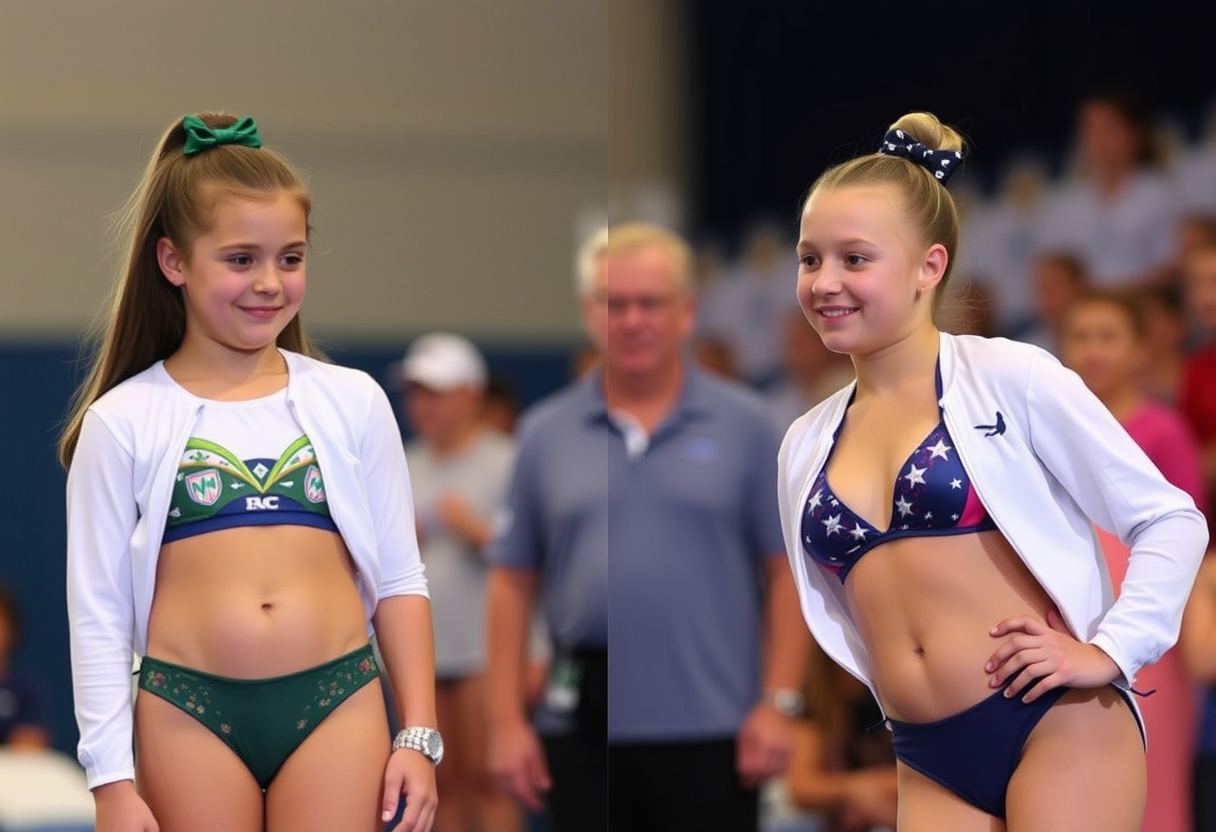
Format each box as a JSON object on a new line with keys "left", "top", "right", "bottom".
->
{"left": 879, "top": 128, "right": 963, "bottom": 184}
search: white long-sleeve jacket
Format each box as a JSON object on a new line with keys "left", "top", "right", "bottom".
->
{"left": 66, "top": 350, "right": 427, "bottom": 789}
{"left": 778, "top": 332, "right": 1208, "bottom": 707}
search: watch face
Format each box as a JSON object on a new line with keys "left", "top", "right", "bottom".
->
{"left": 425, "top": 731, "right": 444, "bottom": 762}
{"left": 771, "top": 690, "right": 804, "bottom": 717}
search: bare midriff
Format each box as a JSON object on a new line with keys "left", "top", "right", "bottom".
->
{"left": 145, "top": 525, "right": 368, "bottom": 678}
{"left": 844, "top": 528, "right": 1057, "bottom": 723}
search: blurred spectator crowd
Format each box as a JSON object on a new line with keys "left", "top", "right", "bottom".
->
{"left": 693, "top": 90, "right": 1216, "bottom": 416}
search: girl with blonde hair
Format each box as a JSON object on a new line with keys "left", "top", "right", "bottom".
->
{"left": 779, "top": 112, "right": 1207, "bottom": 830}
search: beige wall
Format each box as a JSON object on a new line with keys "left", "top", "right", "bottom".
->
{"left": 0, "top": 0, "right": 608, "bottom": 342}
{"left": 608, "top": 0, "right": 688, "bottom": 231}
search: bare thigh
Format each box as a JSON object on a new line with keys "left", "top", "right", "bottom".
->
{"left": 435, "top": 679, "right": 474, "bottom": 831}
{"left": 445, "top": 675, "right": 524, "bottom": 832}
{"left": 1005, "top": 687, "right": 1145, "bottom": 832}
{"left": 265, "top": 680, "right": 391, "bottom": 832}
{"left": 896, "top": 761, "right": 1007, "bottom": 832}
{"left": 134, "top": 690, "right": 264, "bottom": 832}
{"left": 450, "top": 675, "right": 497, "bottom": 788}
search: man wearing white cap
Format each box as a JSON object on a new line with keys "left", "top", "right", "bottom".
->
{"left": 398, "top": 332, "right": 524, "bottom": 832}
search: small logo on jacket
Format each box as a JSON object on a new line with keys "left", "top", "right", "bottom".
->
{"left": 974, "top": 412, "right": 1006, "bottom": 437}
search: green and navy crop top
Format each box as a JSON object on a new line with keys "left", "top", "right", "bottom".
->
{"left": 802, "top": 364, "right": 998, "bottom": 582}
{"left": 163, "top": 390, "right": 339, "bottom": 544}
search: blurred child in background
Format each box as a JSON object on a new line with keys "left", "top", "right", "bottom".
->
{"left": 783, "top": 642, "right": 897, "bottom": 832}
{"left": 764, "top": 308, "right": 854, "bottom": 433}
{"left": 1180, "top": 241, "right": 1216, "bottom": 538}
{"left": 1177, "top": 238, "right": 1216, "bottom": 832}
{"left": 1016, "top": 250, "right": 1089, "bottom": 355}
{"left": 481, "top": 373, "right": 520, "bottom": 437}
{"left": 1037, "top": 90, "right": 1179, "bottom": 289}
{"left": 1059, "top": 288, "right": 1204, "bottom": 832}
{"left": 1137, "top": 284, "right": 1191, "bottom": 404}
{"left": 0, "top": 584, "right": 50, "bottom": 750}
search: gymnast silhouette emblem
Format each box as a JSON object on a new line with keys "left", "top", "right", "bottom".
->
{"left": 975, "top": 412, "right": 1006, "bottom": 437}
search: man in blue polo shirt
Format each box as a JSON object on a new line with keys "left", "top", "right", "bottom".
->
{"left": 486, "top": 222, "right": 808, "bottom": 832}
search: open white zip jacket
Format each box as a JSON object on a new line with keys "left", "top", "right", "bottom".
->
{"left": 778, "top": 332, "right": 1208, "bottom": 713}
{"left": 66, "top": 350, "right": 428, "bottom": 789}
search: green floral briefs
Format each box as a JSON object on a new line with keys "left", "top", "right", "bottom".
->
{"left": 137, "top": 643, "right": 380, "bottom": 788}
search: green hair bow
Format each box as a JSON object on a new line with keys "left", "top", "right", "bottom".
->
{"left": 181, "top": 115, "right": 263, "bottom": 156}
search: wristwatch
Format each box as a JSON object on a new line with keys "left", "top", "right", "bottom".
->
{"left": 765, "top": 688, "right": 806, "bottom": 718}
{"left": 392, "top": 726, "right": 445, "bottom": 765}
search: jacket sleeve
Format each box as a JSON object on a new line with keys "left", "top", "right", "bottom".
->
{"left": 1024, "top": 350, "right": 1209, "bottom": 684}
{"left": 777, "top": 426, "right": 796, "bottom": 572}
{"left": 66, "top": 410, "right": 140, "bottom": 789}
{"left": 359, "top": 378, "right": 428, "bottom": 599}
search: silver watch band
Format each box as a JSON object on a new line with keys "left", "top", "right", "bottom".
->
{"left": 392, "top": 726, "right": 445, "bottom": 765}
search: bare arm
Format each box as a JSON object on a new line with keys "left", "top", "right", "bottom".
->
{"left": 1181, "top": 553, "right": 1216, "bottom": 683}
{"left": 1202, "top": 445, "right": 1216, "bottom": 488}
{"left": 485, "top": 565, "right": 550, "bottom": 812}
{"left": 486, "top": 566, "right": 539, "bottom": 727}
{"left": 785, "top": 720, "right": 898, "bottom": 826}
{"left": 436, "top": 493, "right": 496, "bottom": 552}
{"left": 736, "top": 555, "right": 811, "bottom": 786}
{"left": 373, "top": 595, "right": 437, "bottom": 727}
{"left": 761, "top": 555, "right": 811, "bottom": 696}
{"left": 372, "top": 595, "right": 438, "bottom": 830}
{"left": 785, "top": 720, "right": 845, "bottom": 810}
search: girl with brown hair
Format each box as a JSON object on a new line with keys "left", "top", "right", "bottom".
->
{"left": 61, "top": 113, "right": 439, "bottom": 832}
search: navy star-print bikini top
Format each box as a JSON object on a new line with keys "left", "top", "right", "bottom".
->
{"left": 802, "top": 363, "right": 998, "bottom": 583}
